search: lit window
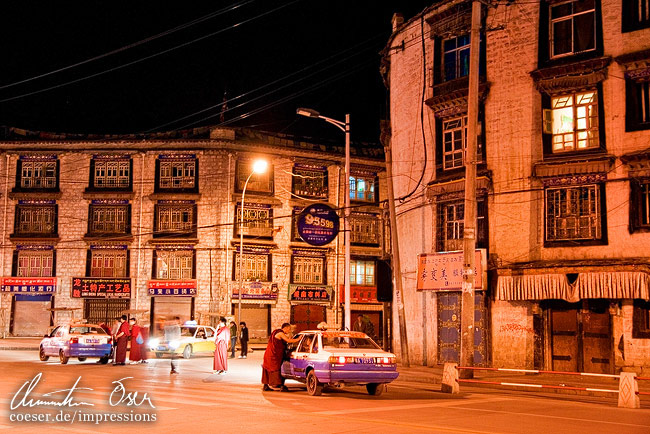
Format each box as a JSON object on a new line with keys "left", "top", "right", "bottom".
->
{"left": 548, "top": 91, "right": 599, "bottom": 152}
{"left": 156, "top": 250, "right": 193, "bottom": 280}
{"left": 350, "top": 259, "right": 375, "bottom": 286}
{"left": 349, "top": 175, "right": 376, "bottom": 202}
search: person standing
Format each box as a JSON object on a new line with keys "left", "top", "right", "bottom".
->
{"left": 229, "top": 320, "right": 237, "bottom": 358}
{"left": 139, "top": 323, "right": 149, "bottom": 364}
{"left": 164, "top": 317, "right": 181, "bottom": 374}
{"left": 213, "top": 317, "right": 230, "bottom": 374}
{"left": 128, "top": 318, "right": 143, "bottom": 364}
{"left": 238, "top": 321, "right": 249, "bottom": 358}
{"left": 110, "top": 316, "right": 121, "bottom": 363}
{"left": 114, "top": 315, "right": 130, "bottom": 365}
{"left": 261, "top": 322, "right": 300, "bottom": 391}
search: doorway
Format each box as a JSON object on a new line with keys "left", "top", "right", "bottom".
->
{"left": 290, "top": 304, "right": 326, "bottom": 333}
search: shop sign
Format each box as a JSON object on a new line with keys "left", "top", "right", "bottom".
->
{"left": 338, "top": 285, "right": 378, "bottom": 303}
{"left": 416, "top": 250, "right": 484, "bottom": 291}
{"left": 148, "top": 280, "right": 197, "bottom": 296}
{"left": 1, "top": 277, "right": 57, "bottom": 294}
{"left": 71, "top": 277, "right": 131, "bottom": 298}
{"left": 297, "top": 203, "right": 340, "bottom": 246}
{"left": 232, "top": 281, "right": 278, "bottom": 300}
{"left": 289, "top": 284, "right": 332, "bottom": 303}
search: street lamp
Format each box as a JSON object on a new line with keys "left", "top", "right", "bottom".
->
{"left": 238, "top": 158, "right": 268, "bottom": 326}
{"left": 296, "top": 107, "right": 351, "bottom": 331}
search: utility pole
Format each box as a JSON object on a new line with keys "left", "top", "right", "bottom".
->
{"left": 460, "top": 0, "right": 482, "bottom": 377}
{"left": 381, "top": 122, "right": 409, "bottom": 367}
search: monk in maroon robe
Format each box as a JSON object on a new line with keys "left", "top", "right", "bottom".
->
{"left": 128, "top": 318, "right": 142, "bottom": 363}
{"left": 261, "top": 323, "right": 300, "bottom": 391}
{"left": 213, "top": 317, "right": 230, "bottom": 373}
{"left": 114, "top": 315, "right": 130, "bottom": 365}
{"left": 139, "top": 325, "right": 149, "bottom": 363}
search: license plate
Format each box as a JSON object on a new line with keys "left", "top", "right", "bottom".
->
{"left": 157, "top": 346, "right": 166, "bottom": 351}
{"left": 86, "top": 339, "right": 99, "bottom": 344}
{"left": 354, "top": 357, "right": 375, "bottom": 364}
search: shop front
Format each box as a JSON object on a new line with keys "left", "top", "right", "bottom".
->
{"left": 339, "top": 284, "right": 384, "bottom": 345}
{"left": 232, "top": 281, "right": 278, "bottom": 340}
{"left": 148, "top": 280, "right": 196, "bottom": 335}
{"left": 3, "top": 277, "right": 57, "bottom": 336}
{"left": 72, "top": 277, "right": 131, "bottom": 325}
{"left": 289, "top": 284, "right": 331, "bottom": 333}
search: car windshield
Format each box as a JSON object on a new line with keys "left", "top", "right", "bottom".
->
{"left": 69, "top": 326, "right": 107, "bottom": 335}
{"left": 322, "top": 336, "right": 380, "bottom": 349}
{"left": 180, "top": 327, "right": 196, "bottom": 337}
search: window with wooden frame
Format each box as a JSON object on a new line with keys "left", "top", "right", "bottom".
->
{"left": 350, "top": 259, "right": 375, "bottom": 286}
{"left": 436, "top": 199, "right": 487, "bottom": 252}
{"left": 91, "top": 159, "right": 131, "bottom": 190}
{"left": 15, "top": 250, "right": 54, "bottom": 277}
{"left": 154, "top": 203, "right": 196, "bottom": 237}
{"left": 235, "top": 204, "right": 273, "bottom": 238}
{"left": 549, "top": 0, "right": 596, "bottom": 59}
{"left": 350, "top": 213, "right": 381, "bottom": 246}
{"left": 625, "top": 78, "right": 650, "bottom": 131}
{"left": 156, "top": 157, "right": 198, "bottom": 192}
{"left": 291, "top": 255, "right": 325, "bottom": 285}
{"left": 543, "top": 90, "right": 600, "bottom": 153}
{"left": 14, "top": 204, "right": 57, "bottom": 237}
{"left": 89, "top": 249, "right": 128, "bottom": 278}
{"left": 633, "top": 299, "right": 650, "bottom": 338}
{"left": 443, "top": 35, "right": 470, "bottom": 81}
{"left": 18, "top": 160, "right": 58, "bottom": 189}
{"left": 292, "top": 165, "right": 328, "bottom": 199}
{"left": 349, "top": 173, "right": 377, "bottom": 203}
{"left": 630, "top": 178, "right": 650, "bottom": 232}
{"left": 623, "top": 0, "right": 650, "bottom": 32}
{"left": 154, "top": 249, "right": 194, "bottom": 280}
{"left": 233, "top": 251, "right": 271, "bottom": 281}
{"left": 88, "top": 204, "right": 130, "bottom": 236}
{"left": 235, "top": 160, "right": 273, "bottom": 194}
{"left": 545, "top": 184, "right": 604, "bottom": 243}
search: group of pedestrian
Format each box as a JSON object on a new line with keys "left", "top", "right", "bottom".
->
{"left": 106, "top": 315, "right": 149, "bottom": 366}
{"left": 213, "top": 317, "right": 249, "bottom": 374}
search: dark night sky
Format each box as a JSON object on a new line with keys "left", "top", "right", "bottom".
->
{"left": 0, "top": 1, "right": 431, "bottom": 143}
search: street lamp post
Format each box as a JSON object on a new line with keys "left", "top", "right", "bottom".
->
{"left": 238, "top": 159, "right": 268, "bottom": 326}
{"left": 296, "top": 108, "right": 351, "bottom": 331}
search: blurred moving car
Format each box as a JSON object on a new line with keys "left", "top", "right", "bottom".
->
{"left": 281, "top": 329, "right": 399, "bottom": 396}
{"left": 39, "top": 323, "right": 113, "bottom": 364}
{"left": 148, "top": 324, "right": 216, "bottom": 359}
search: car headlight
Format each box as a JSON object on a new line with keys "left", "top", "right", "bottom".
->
{"left": 169, "top": 340, "right": 180, "bottom": 350}
{"left": 148, "top": 338, "right": 159, "bottom": 348}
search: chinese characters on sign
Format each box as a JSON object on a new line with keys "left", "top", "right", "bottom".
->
{"left": 1, "top": 277, "right": 57, "bottom": 294}
{"left": 416, "top": 250, "right": 484, "bottom": 291}
{"left": 147, "top": 280, "right": 197, "bottom": 296}
{"left": 297, "top": 203, "right": 340, "bottom": 246}
{"left": 338, "top": 285, "right": 378, "bottom": 303}
{"left": 288, "top": 284, "right": 332, "bottom": 303}
{"left": 232, "top": 281, "right": 278, "bottom": 300}
{"left": 71, "top": 277, "right": 131, "bottom": 298}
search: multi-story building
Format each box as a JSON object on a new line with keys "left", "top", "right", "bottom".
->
{"left": 0, "top": 127, "right": 389, "bottom": 343}
{"left": 383, "top": 0, "right": 650, "bottom": 373}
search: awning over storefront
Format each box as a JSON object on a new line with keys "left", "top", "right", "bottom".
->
{"left": 496, "top": 271, "right": 650, "bottom": 302}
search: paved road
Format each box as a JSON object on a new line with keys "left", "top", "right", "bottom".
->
{"left": 1, "top": 350, "right": 649, "bottom": 434}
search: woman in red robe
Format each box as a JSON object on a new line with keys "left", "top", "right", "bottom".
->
{"left": 114, "top": 315, "right": 130, "bottom": 365}
{"left": 213, "top": 317, "right": 230, "bottom": 374}
{"left": 261, "top": 322, "right": 300, "bottom": 391}
{"left": 128, "top": 318, "right": 142, "bottom": 364}
{"left": 139, "top": 325, "right": 149, "bottom": 363}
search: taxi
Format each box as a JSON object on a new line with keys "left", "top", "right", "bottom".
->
{"left": 39, "top": 323, "right": 112, "bottom": 364}
{"left": 281, "top": 329, "right": 399, "bottom": 396}
{"left": 148, "top": 323, "right": 217, "bottom": 359}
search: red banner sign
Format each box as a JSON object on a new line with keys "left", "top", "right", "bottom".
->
{"left": 339, "top": 285, "right": 378, "bottom": 303}
{"left": 72, "top": 277, "right": 131, "bottom": 298}
{"left": 148, "top": 280, "right": 197, "bottom": 296}
{"left": 1, "top": 277, "right": 57, "bottom": 293}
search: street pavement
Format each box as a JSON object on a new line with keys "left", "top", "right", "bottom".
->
{"left": 1, "top": 345, "right": 649, "bottom": 434}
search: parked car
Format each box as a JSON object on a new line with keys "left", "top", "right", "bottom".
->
{"left": 148, "top": 324, "right": 217, "bottom": 359}
{"left": 39, "top": 323, "right": 112, "bottom": 364}
{"left": 281, "top": 330, "right": 399, "bottom": 396}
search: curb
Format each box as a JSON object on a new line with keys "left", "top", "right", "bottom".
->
{"left": 0, "top": 346, "right": 39, "bottom": 351}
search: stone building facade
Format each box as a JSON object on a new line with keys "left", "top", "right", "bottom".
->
{"left": 383, "top": 0, "right": 650, "bottom": 373}
{"left": 0, "top": 127, "right": 389, "bottom": 343}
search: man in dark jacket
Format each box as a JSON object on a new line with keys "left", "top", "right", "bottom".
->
{"left": 238, "top": 322, "right": 249, "bottom": 358}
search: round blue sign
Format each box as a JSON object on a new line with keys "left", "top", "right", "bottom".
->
{"left": 297, "top": 203, "right": 340, "bottom": 246}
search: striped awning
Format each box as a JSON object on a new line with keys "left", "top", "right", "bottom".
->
{"left": 496, "top": 271, "right": 650, "bottom": 302}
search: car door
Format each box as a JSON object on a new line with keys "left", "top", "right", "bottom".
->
{"left": 193, "top": 327, "right": 208, "bottom": 352}
{"left": 53, "top": 326, "right": 67, "bottom": 354}
{"left": 43, "top": 326, "right": 58, "bottom": 355}
{"left": 204, "top": 327, "right": 216, "bottom": 352}
{"left": 290, "top": 333, "right": 314, "bottom": 379}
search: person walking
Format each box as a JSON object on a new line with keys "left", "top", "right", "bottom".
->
{"left": 164, "top": 317, "right": 181, "bottom": 374}
{"left": 114, "top": 315, "right": 130, "bottom": 365}
{"left": 139, "top": 323, "right": 149, "bottom": 364}
{"left": 238, "top": 321, "right": 249, "bottom": 358}
{"left": 213, "top": 317, "right": 230, "bottom": 374}
{"left": 261, "top": 322, "right": 300, "bottom": 391}
{"left": 229, "top": 320, "right": 237, "bottom": 358}
{"left": 128, "top": 318, "right": 143, "bottom": 364}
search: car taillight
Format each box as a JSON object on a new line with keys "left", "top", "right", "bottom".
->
{"left": 107, "top": 338, "right": 112, "bottom": 345}
{"left": 378, "top": 356, "right": 395, "bottom": 364}
{"left": 328, "top": 356, "right": 354, "bottom": 364}
{"left": 70, "top": 337, "right": 78, "bottom": 344}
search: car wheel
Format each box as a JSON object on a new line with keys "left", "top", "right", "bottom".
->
{"left": 77, "top": 357, "right": 87, "bottom": 362}
{"left": 183, "top": 345, "right": 192, "bottom": 359}
{"left": 155, "top": 352, "right": 163, "bottom": 358}
{"left": 306, "top": 370, "right": 323, "bottom": 396}
{"left": 39, "top": 346, "right": 49, "bottom": 361}
{"left": 366, "top": 383, "right": 384, "bottom": 396}
{"left": 98, "top": 357, "right": 109, "bottom": 364}
{"left": 59, "top": 350, "right": 69, "bottom": 365}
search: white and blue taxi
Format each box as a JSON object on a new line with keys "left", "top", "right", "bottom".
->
{"left": 148, "top": 323, "right": 217, "bottom": 359}
{"left": 281, "top": 329, "right": 398, "bottom": 396}
{"left": 39, "top": 323, "right": 113, "bottom": 364}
